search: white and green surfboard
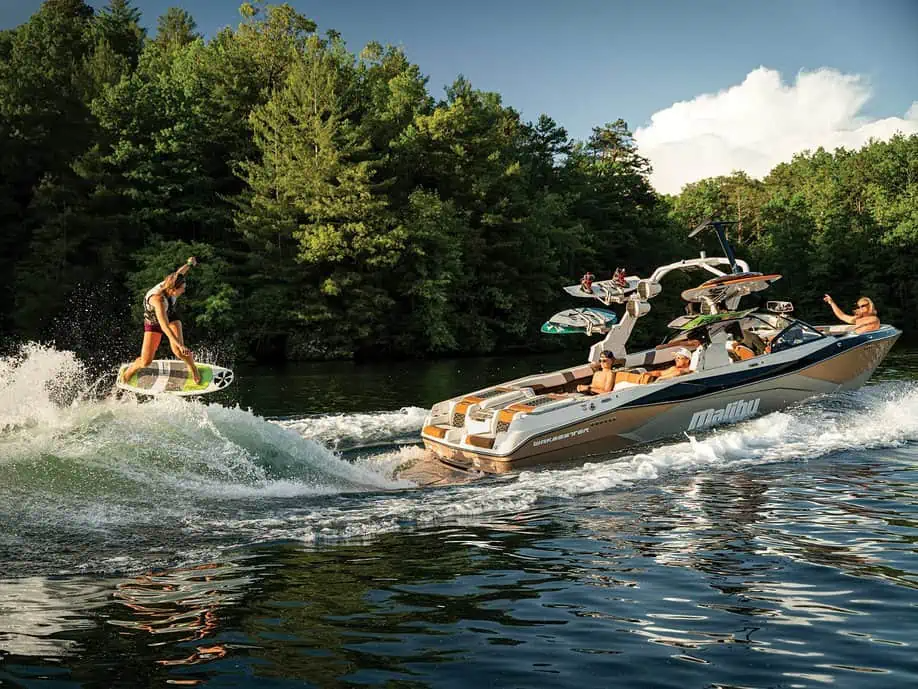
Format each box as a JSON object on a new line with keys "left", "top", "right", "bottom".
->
{"left": 116, "top": 360, "right": 234, "bottom": 397}
{"left": 541, "top": 307, "right": 618, "bottom": 335}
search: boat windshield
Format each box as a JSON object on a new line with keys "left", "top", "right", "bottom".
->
{"left": 660, "top": 312, "right": 823, "bottom": 355}
{"left": 768, "top": 319, "right": 824, "bottom": 354}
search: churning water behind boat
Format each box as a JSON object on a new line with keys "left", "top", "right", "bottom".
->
{"left": 3, "top": 344, "right": 918, "bottom": 577}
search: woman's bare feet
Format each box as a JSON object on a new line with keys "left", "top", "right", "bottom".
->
{"left": 120, "top": 364, "right": 134, "bottom": 384}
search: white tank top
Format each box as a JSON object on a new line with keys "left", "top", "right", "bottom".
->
{"left": 143, "top": 282, "right": 177, "bottom": 323}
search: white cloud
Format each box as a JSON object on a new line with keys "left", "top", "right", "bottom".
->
{"left": 634, "top": 67, "right": 918, "bottom": 195}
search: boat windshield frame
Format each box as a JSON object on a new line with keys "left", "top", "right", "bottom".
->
{"left": 766, "top": 315, "right": 826, "bottom": 354}
{"left": 662, "top": 311, "right": 826, "bottom": 352}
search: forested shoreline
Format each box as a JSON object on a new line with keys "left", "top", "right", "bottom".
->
{"left": 2, "top": 1, "right": 916, "bottom": 364}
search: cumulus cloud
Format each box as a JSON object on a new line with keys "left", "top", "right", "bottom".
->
{"left": 634, "top": 67, "right": 918, "bottom": 195}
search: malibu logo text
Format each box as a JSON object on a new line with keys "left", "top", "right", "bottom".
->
{"left": 688, "top": 398, "right": 761, "bottom": 431}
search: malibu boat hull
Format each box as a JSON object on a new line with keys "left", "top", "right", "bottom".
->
{"left": 402, "top": 328, "right": 899, "bottom": 485}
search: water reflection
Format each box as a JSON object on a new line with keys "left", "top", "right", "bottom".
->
{"left": 0, "top": 557, "right": 264, "bottom": 687}
{"left": 106, "top": 558, "right": 263, "bottom": 684}
{"left": 111, "top": 562, "right": 252, "bottom": 641}
{"left": 1, "top": 486, "right": 916, "bottom": 688}
{"left": 0, "top": 577, "right": 108, "bottom": 658}
{"left": 569, "top": 458, "right": 917, "bottom": 679}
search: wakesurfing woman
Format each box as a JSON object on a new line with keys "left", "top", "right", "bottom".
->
{"left": 120, "top": 257, "right": 201, "bottom": 384}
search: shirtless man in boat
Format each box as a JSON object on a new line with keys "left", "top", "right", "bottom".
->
{"left": 657, "top": 348, "right": 693, "bottom": 380}
{"left": 577, "top": 351, "right": 615, "bottom": 394}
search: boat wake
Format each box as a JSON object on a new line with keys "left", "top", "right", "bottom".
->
{"left": 0, "top": 344, "right": 405, "bottom": 498}
{"left": 2, "top": 344, "right": 916, "bottom": 576}
{"left": 275, "top": 407, "right": 428, "bottom": 451}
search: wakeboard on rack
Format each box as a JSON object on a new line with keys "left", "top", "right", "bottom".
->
{"left": 681, "top": 272, "right": 781, "bottom": 305}
{"left": 563, "top": 272, "right": 640, "bottom": 304}
{"left": 541, "top": 308, "right": 619, "bottom": 335}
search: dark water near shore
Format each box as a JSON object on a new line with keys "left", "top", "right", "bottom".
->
{"left": 1, "top": 345, "right": 918, "bottom": 687}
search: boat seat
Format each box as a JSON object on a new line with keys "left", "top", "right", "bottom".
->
{"left": 614, "top": 370, "right": 656, "bottom": 386}
{"left": 727, "top": 340, "right": 756, "bottom": 361}
{"left": 609, "top": 369, "right": 657, "bottom": 391}
{"left": 466, "top": 434, "right": 495, "bottom": 449}
{"left": 423, "top": 424, "right": 450, "bottom": 439}
{"left": 515, "top": 364, "right": 596, "bottom": 395}
{"left": 689, "top": 347, "right": 703, "bottom": 371}
{"left": 655, "top": 338, "right": 702, "bottom": 351}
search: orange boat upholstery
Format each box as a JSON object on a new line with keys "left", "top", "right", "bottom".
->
{"left": 655, "top": 338, "right": 701, "bottom": 351}
{"left": 466, "top": 434, "right": 495, "bottom": 449}
{"left": 423, "top": 424, "right": 449, "bottom": 439}
{"left": 613, "top": 370, "right": 657, "bottom": 386}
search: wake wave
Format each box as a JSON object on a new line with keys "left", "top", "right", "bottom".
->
{"left": 232, "top": 381, "right": 918, "bottom": 549}
{"left": 0, "top": 343, "right": 90, "bottom": 431}
{"left": 0, "top": 345, "right": 406, "bottom": 511}
{"left": 2, "top": 343, "right": 917, "bottom": 575}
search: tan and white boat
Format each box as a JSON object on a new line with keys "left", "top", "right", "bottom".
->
{"left": 401, "top": 221, "right": 900, "bottom": 486}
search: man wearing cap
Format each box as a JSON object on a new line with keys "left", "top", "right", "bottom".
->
{"left": 658, "top": 347, "right": 693, "bottom": 380}
{"left": 577, "top": 350, "right": 616, "bottom": 394}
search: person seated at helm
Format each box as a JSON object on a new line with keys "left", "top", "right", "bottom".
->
{"left": 725, "top": 323, "right": 756, "bottom": 361}
{"left": 726, "top": 338, "right": 756, "bottom": 361}
{"left": 577, "top": 350, "right": 615, "bottom": 395}
{"left": 658, "top": 347, "right": 693, "bottom": 380}
{"left": 741, "top": 329, "right": 767, "bottom": 355}
{"left": 762, "top": 333, "right": 776, "bottom": 355}
{"left": 823, "top": 294, "right": 880, "bottom": 334}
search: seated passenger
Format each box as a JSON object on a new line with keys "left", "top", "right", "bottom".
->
{"left": 657, "top": 347, "right": 693, "bottom": 380}
{"left": 742, "top": 330, "right": 767, "bottom": 355}
{"left": 577, "top": 350, "right": 615, "bottom": 395}
{"left": 726, "top": 337, "right": 756, "bottom": 361}
{"left": 726, "top": 322, "right": 765, "bottom": 355}
{"left": 823, "top": 294, "right": 880, "bottom": 334}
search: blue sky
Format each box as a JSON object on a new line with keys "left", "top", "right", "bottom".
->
{"left": 4, "top": 0, "right": 917, "bottom": 192}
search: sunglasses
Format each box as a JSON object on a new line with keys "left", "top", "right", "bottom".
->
{"left": 600, "top": 359, "right": 612, "bottom": 364}
{"left": 855, "top": 303, "right": 868, "bottom": 310}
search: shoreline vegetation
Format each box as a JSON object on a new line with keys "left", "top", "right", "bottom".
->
{"left": 1, "top": 1, "right": 916, "bottom": 364}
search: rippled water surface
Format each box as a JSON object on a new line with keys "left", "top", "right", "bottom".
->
{"left": 1, "top": 344, "right": 917, "bottom": 688}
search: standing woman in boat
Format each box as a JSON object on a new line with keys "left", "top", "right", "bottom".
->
{"left": 121, "top": 257, "right": 201, "bottom": 384}
{"left": 823, "top": 294, "right": 880, "bottom": 334}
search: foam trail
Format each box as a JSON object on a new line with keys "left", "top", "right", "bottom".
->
{"left": 0, "top": 345, "right": 407, "bottom": 512}
{"left": 513, "top": 384, "right": 918, "bottom": 499}
{"left": 4, "top": 342, "right": 917, "bottom": 575}
{"left": 217, "top": 382, "right": 918, "bottom": 546}
{"left": 0, "top": 343, "right": 89, "bottom": 430}
{"left": 276, "top": 407, "right": 428, "bottom": 449}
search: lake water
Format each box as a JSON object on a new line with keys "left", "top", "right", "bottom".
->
{"left": 1, "top": 344, "right": 917, "bottom": 688}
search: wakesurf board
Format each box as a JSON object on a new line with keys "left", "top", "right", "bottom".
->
{"left": 116, "top": 359, "right": 234, "bottom": 396}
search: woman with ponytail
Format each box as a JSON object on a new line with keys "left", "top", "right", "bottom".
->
{"left": 121, "top": 257, "right": 201, "bottom": 384}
